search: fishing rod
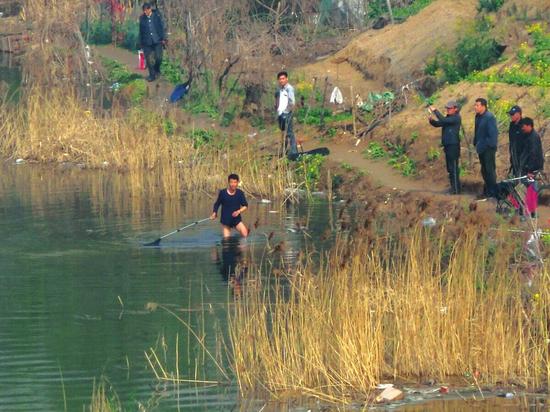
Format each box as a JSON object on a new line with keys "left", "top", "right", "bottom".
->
{"left": 144, "top": 217, "right": 211, "bottom": 247}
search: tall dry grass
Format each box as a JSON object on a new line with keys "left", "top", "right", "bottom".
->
{"left": 0, "top": 88, "right": 293, "bottom": 199}
{"left": 229, "top": 227, "right": 550, "bottom": 403}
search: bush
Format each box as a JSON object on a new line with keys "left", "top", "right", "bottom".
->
{"left": 363, "top": 141, "right": 387, "bottom": 159}
{"left": 120, "top": 19, "right": 139, "bottom": 51}
{"left": 160, "top": 58, "right": 186, "bottom": 85}
{"left": 425, "top": 17, "right": 502, "bottom": 83}
{"left": 84, "top": 19, "right": 112, "bottom": 45}
{"left": 478, "top": 0, "right": 505, "bottom": 12}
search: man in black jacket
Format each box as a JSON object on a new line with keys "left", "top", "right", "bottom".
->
{"left": 509, "top": 117, "right": 544, "bottom": 218}
{"left": 139, "top": 3, "right": 166, "bottom": 82}
{"left": 473, "top": 97, "right": 499, "bottom": 198}
{"left": 429, "top": 100, "right": 462, "bottom": 194}
{"left": 508, "top": 105, "right": 523, "bottom": 177}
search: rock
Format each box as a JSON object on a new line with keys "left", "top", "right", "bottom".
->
{"left": 376, "top": 387, "right": 404, "bottom": 403}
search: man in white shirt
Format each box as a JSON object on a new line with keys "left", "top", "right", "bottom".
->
{"left": 275, "top": 71, "right": 298, "bottom": 156}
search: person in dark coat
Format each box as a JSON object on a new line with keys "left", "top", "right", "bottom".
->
{"left": 508, "top": 117, "right": 544, "bottom": 218}
{"left": 211, "top": 174, "right": 249, "bottom": 238}
{"left": 473, "top": 97, "right": 499, "bottom": 198}
{"left": 139, "top": 2, "right": 166, "bottom": 81}
{"left": 508, "top": 105, "right": 523, "bottom": 177}
{"left": 429, "top": 100, "right": 462, "bottom": 194}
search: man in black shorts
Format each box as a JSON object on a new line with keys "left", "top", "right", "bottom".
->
{"left": 211, "top": 174, "right": 249, "bottom": 238}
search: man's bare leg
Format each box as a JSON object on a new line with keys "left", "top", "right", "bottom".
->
{"left": 222, "top": 225, "right": 232, "bottom": 238}
{"left": 235, "top": 222, "right": 249, "bottom": 238}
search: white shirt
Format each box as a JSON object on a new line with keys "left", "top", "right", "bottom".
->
{"left": 277, "top": 84, "right": 295, "bottom": 116}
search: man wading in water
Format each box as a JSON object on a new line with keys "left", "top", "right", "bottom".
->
{"left": 211, "top": 174, "right": 249, "bottom": 238}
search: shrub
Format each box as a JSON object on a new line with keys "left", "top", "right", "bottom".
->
{"left": 424, "top": 17, "right": 502, "bottom": 83}
{"left": 160, "top": 58, "right": 186, "bottom": 85}
{"left": 478, "top": 0, "right": 505, "bottom": 12}
{"left": 84, "top": 19, "right": 112, "bottom": 45}
{"left": 363, "top": 141, "right": 387, "bottom": 159}
{"left": 120, "top": 19, "right": 139, "bottom": 51}
{"left": 295, "top": 154, "right": 325, "bottom": 190}
{"left": 427, "top": 147, "right": 441, "bottom": 161}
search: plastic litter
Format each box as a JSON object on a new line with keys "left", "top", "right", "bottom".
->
{"left": 259, "top": 199, "right": 271, "bottom": 204}
{"left": 15, "top": 158, "right": 25, "bottom": 164}
{"left": 422, "top": 217, "right": 437, "bottom": 227}
{"left": 376, "top": 387, "right": 404, "bottom": 403}
{"left": 498, "top": 392, "right": 515, "bottom": 399}
{"left": 376, "top": 383, "right": 394, "bottom": 389}
{"left": 329, "top": 86, "right": 344, "bottom": 104}
{"left": 439, "top": 386, "right": 449, "bottom": 394}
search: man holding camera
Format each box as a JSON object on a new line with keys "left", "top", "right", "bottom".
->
{"left": 429, "top": 101, "right": 462, "bottom": 194}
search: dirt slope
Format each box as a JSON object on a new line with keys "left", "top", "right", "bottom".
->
{"left": 300, "top": 0, "right": 477, "bottom": 99}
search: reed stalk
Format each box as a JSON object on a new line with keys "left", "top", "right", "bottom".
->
{"left": 229, "top": 227, "right": 550, "bottom": 403}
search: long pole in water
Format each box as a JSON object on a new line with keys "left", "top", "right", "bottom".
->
{"left": 144, "top": 217, "right": 211, "bottom": 247}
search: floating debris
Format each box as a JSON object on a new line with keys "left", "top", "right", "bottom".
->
{"left": 259, "top": 199, "right": 271, "bottom": 204}
{"left": 15, "top": 158, "right": 25, "bottom": 165}
{"left": 376, "top": 386, "right": 404, "bottom": 403}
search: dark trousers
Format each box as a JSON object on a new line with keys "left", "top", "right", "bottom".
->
{"left": 444, "top": 144, "right": 461, "bottom": 194}
{"left": 143, "top": 43, "right": 163, "bottom": 78}
{"left": 479, "top": 147, "right": 497, "bottom": 197}
{"left": 278, "top": 112, "right": 298, "bottom": 155}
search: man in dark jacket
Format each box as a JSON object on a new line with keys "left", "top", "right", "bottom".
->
{"left": 508, "top": 105, "right": 523, "bottom": 177}
{"left": 473, "top": 97, "right": 498, "bottom": 198}
{"left": 429, "top": 100, "right": 462, "bottom": 194}
{"left": 139, "top": 3, "right": 166, "bottom": 82}
{"left": 509, "top": 117, "right": 544, "bottom": 218}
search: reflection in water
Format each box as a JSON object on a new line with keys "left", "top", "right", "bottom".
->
{"left": 0, "top": 164, "right": 336, "bottom": 411}
{"left": 213, "top": 237, "right": 248, "bottom": 282}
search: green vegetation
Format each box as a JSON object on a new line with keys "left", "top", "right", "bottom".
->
{"left": 83, "top": 19, "right": 112, "bottom": 45}
{"left": 101, "top": 58, "right": 146, "bottom": 105}
{"left": 83, "top": 18, "right": 140, "bottom": 51}
{"left": 393, "top": 0, "right": 434, "bottom": 20}
{"left": 363, "top": 138, "right": 417, "bottom": 177}
{"left": 427, "top": 147, "right": 441, "bottom": 161}
{"left": 363, "top": 141, "right": 387, "bottom": 159}
{"left": 160, "top": 58, "right": 186, "bottom": 85}
{"left": 295, "top": 107, "right": 353, "bottom": 127}
{"left": 359, "top": 91, "right": 395, "bottom": 113}
{"left": 189, "top": 128, "right": 216, "bottom": 149}
{"left": 295, "top": 154, "right": 326, "bottom": 191}
{"left": 368, "top": 0, "right": 433, "bottom": 21}
{"left": 478, "top": 0, "right": 505, "bottom": 12}
{"left": 340, "top": 162, "right": 354, "bottom": 172}
{"left": 469, "top": 24, "right": 550, "bottom": 87}
{"left": 425, "top": 17, "right": 502, "bottom": 84}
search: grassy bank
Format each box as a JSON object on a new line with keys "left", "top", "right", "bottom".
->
{"left": 0, "top": 88, "right": 295, "bottom": 199}
{"left": 229, "top": 226, "right": 549, "bottom": 403}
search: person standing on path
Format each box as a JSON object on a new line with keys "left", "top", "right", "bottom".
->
{"left": 473, "top": 98, "right": 499, "bottom": 198}
{"left": 275, "top": 71, "right": 298, "bottom": 156}
{"left": 508, "top": 105, "right": 523, "bottom": 177}
{"left": 510, "top": 117, "right": 544, "bottom": 218}
{"left": 139, "top": 2, "right": 166, "bottom": 82}
{"left": 429, "top": 100, "right": 462, "bottom": 194}
{"left": 211, "top": 174, "right": 249, "bottom": 238}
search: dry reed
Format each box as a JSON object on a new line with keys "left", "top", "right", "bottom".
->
{"left": 229, "top": 227, "right": 550, "bottom": 403}
{"left": 89, "top": 377, "right": 122, "bottom": 412}
{"left": 0, "top": 87, "right": 293, "bottom": 199}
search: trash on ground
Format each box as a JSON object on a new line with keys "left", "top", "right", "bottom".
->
{"left": 376, "top": 383, "right": 394, "bottom": 389}
{"left": 15, "top": 158, "right": 25, "bottom": 164}
{"left": 422, "top": 217, "right": 437, "bottom": 227}
{"left": 376, "top": 387, "right": 404, "bottom": 403}
{"left": 268, "top": 210, "right": 278, "bottom": 214}
{"left": 439, "top": 386, "right": 449, "bottom": 394}
{"left": 498, "top": 392, "right": 515, "bottom": 399}
{"left": 259, "top": 199, "right": 271, "bottom": 204}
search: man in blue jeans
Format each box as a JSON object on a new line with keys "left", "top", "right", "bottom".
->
{"left": 473, "top": 98, "right": 499, "bottom": 198}
{"left": 275, "top": 71, "right": 298, "bottom": 156}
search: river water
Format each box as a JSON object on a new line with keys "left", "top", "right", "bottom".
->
{"left": 0, "top": 163, "right": 340, "bottom": 411}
